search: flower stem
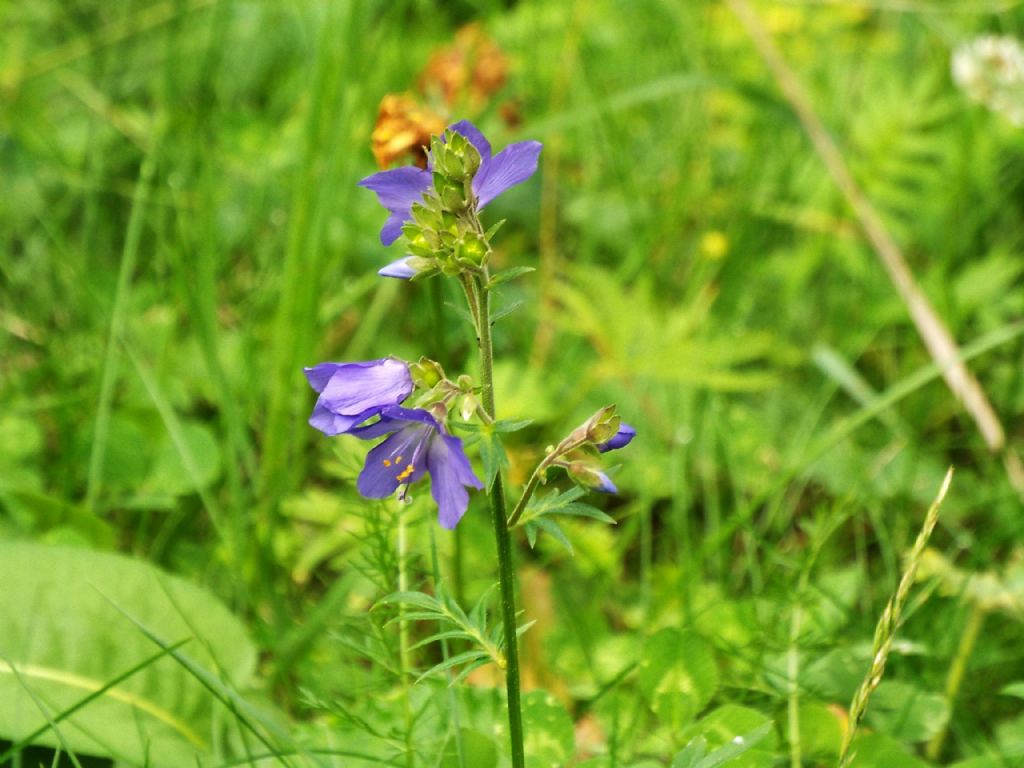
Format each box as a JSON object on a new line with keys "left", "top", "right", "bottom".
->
{"left": 925, "top": 601, "right": 987, "bottom": 761}
{"left": 397, "top": 506, "right": 415, "bottom": 768}
{"left": 473, "top": 274, "right": 526, "bottom": 768}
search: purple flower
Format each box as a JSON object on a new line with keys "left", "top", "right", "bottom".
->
{"left": 597, "top": 423, "right": 636, "bottom": 453}
{"left": 304, "top": 358, "right": 412, "bottom": 436}
{"left": 352, "top": 406, "right": 483, "bottom": 529}
{"left": 359, "top": 120, "right": 543, "bottom": 255}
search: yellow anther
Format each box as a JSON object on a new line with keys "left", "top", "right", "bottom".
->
{"left": 395, "top": 455, "right": 403, "bottom": 463}
{"left": 383, "top": 459, "right": 392, "bottom": 467}
{"left": 396, "top": 463, "right": 415, "bottom": 482}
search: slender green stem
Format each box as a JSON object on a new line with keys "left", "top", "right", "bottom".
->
{"left": 838, "top": 468, "right": 953, "bottom": 768}
{"left": 508, "top": 435, "right": 588, "bottom": 528}
{"left": 507, "top": 470, "right": 545, "bottom": 528}
{"left": 397, "top": 508, "right": 415, "bottom": 768}
{"left": 925, "top": 602, "right": 987, "bottom": 761}
{"left": 473, "top": 274, "right": 526, "bottom": 768}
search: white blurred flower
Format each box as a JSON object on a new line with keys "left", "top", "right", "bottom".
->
{"left": 952, "top": 35, "right": 1024, "bottom": 126}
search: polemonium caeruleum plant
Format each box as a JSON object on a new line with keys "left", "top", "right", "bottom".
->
{"left": 305, "top": 121, "right": 635, "bottom": 767}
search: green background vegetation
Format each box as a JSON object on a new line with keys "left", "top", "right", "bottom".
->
{"left": 2, "top": 0, "right": 1024, "bottom": 765}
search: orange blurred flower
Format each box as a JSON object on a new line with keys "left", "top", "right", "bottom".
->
{"left": 371, "top": 93, "right": 446, "bottom": 169}
{"left": 370, "top": 23, "right": 517, "bottom": 168}
{"left": 419, "top": 22, "right": 507, "bottom": 109}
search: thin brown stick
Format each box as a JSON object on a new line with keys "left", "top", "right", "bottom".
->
{"left": 728, "top": 0, "right": 1024, "bottom": 496}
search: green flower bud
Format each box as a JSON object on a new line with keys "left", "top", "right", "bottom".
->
{"left": 409, "top": 357, "right": 446, "bottom": 389}
{"left": 404, "top": 229, "right": 435, "bottom": 258}
{"left": 565, "top": 460, "right": 617, "bottom": 494}
{"left": 457, "top": 232, "right": 489, "bottom": 266}
{"left": 565, "top": 405, "right": 620, "bottom": 447}
{"left": 434, "top": 173, "right": 468, "bottom": 213}
{"left": 411, "top": 202, "right": 440, "bottom": 231}
{"left": 457, "top": 391, "right": 478, "bottom": 422}
{"left": 461, "top": 141, "right": 482, "bottom": 178}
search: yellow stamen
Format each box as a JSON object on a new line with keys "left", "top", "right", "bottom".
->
{"left": 383, "top": 459, "right": 392, "bottom": 467}
{"left": 396, "top": 463, "right": 415, "bottom": 482}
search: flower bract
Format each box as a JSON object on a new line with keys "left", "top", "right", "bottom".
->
{"left": 359, "top": 119, "right": 543, "bottom": 260}
{"left": 352, "top": 406, "right": 483, "bottom": 528}
{"left": 304, "top": 358, "right": 413, "bottom": 436}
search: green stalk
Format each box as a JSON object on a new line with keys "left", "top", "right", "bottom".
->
{"left": 838, "top": 468, "right": 953, "bottom": 768}
{"left": 925, "top": 602, "right": 987, "bottom": 761}
{"left": 397, "top": 507, "right": 415, "bottom": 768}
{"left": 472, "top": 274, "right": 526, "bottom": 768}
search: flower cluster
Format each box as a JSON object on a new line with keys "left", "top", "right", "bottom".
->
{"left": 359, "top": 120, "right": 541, "bottom": 279}
{"left": 304, "top": 358, "right": 482, "bottom": 529}
{"left": 952, "top": 35, "right": 1024, "bottom": 126}
{"left": 305, "top": 121, "right": 635, "bottom": 531}
{"left": 542, "top": 406, "right": 636, "bottom": 494}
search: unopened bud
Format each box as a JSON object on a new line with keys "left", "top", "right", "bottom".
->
{"left": 409, "top": 357, "right": 445, "bottom": 389}
{"left": 566, "top": 461, "right": 617, "bottom": 494}
{"left": 566, "top": 405, "right": 620, "bottom": 447}
{"left": 457, "top": 233, "right": 489, "bottom": 266}
{"left": 434, "top": 173, "right": 468, "bottom": 212}
{"left": 457, "top": 392, "right": 478, "bottom": 421}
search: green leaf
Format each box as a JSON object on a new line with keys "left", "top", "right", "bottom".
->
{"left": 844, "top": 733, "right": 930, "bottom": 768}
{"left": 417, "top": 651, "right": 491, "bottom": 684}
{"left": 518, "top": 486, "right": 616, "bottom": 527}
{"left": 375, "top": 591, "right": 443, "bottom": 614}
{"left": 679, "top": 707, "right": 776, "bottom": 768}
{"left": 488, "top": 265, "right": 533, "bottom": 287}
{"left": 493, "top": 418, "right": 534, "bottom": 433}
{"left": 638, "top": 629, "right": 718, "bottom": 727}
{"left": 795, "top": 703, "right": 843, "bottom": 759}
{"left": 671, "top": 737, "right": 707, "bottom": 768}
{"left": 145, "top": 421, "right": 222, "bottom": 496}
{"left": 1001, "top": 682, "right": 1024, "bottom": 700}
{"left": 439, "top": 728, "right": 498, "bottom": 768}
{"left": 522, "top": 690, "right": 574, "bottom": 767}
{"left": 478, "top": 427, "right": 508, "bottom": 490}
{"left": 864, "top": 680, "right": 949, "bottom": 743}
{"left": 0, "top": 541, "right": 256, "bottom": 766}
{"left": 491, "top": 299, "right": 525, "bottom": 323}
{"left": 531, "top": 518, "right": 574, "bottom": 555}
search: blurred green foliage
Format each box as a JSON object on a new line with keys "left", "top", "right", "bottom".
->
{"left": 3, "top": 0, "right": 1024, "bottom": 765}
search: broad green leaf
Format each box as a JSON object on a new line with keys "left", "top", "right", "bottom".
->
{"left": 1001, "top": 682, "right": 1024, "bottom": 700}
{"left": 949, "top": 759, "right": 1003, "bottom": 768}
{"left": 522, "top": 690, "right": 574, "bottom": 767}
{"left": 477, "top": 427, "right": 508, "bottom": 490}
{"left": 0, "top": 541, "right": 256, "bottom": 766}
{"left": 145, "top": 421, "right": 222, "bottom": 496}
{"left": 844, "top": 733, "right": 930, "bottom": 768}
{"left": 671, "top": 737, "right": 708, "bottom": 768}
{"left": 680, "top": 706, "right": 776, "bottom": 768}
{"left": 439, "top": 728, "right": 498, "bottom": 767}
{"left": 865, "top": 680, "right": 949, "bottom": 743}
{"left": 638, "top": 629, "right": 718, "bottom": 727}
{"left": 0, "top": 414, "right": 42, "bottom": 464}
{"left": 795, "top": 703, "right": 843, "bottom": 758}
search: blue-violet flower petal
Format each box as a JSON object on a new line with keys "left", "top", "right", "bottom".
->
{"left": 353, "top": 406, "right": 483, "bottom": 528}
{"left": 303, "top": 358, "right": 412, "bottom": 436}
